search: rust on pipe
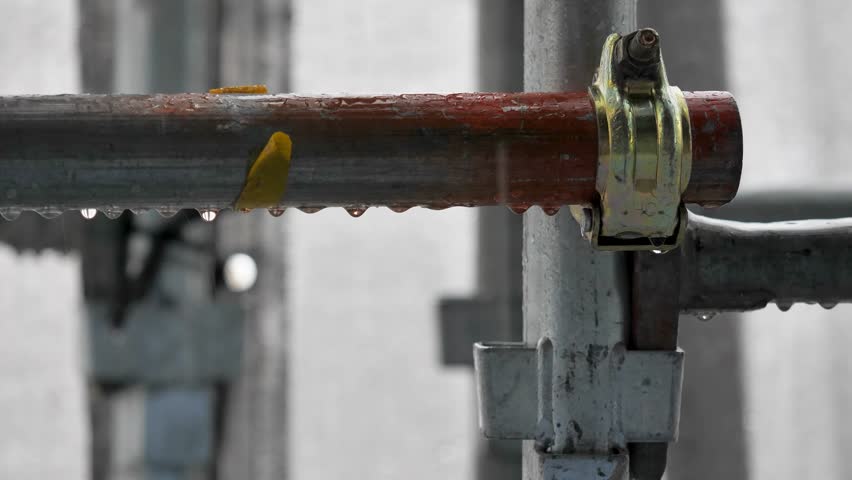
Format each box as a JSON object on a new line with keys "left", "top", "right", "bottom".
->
{"left": 0, "top": 91, "right": 741, "bottom": 212}
{"left": 683, "top": 91, "right": 743, "bottom": 207}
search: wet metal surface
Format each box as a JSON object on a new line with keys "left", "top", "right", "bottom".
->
{"left": 0, "top": 92, "right": 740, "bottom": 212}
{"left": 680, "top": 213, "right": 852, "bottom": 312}
{"left": 520, "top": 1, "right": 636, "bottom": 479}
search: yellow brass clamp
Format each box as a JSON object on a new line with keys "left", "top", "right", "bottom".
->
{"left": 574, "top": 29, "right": 691, "bottom": 251}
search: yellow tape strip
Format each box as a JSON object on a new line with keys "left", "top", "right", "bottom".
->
{"left": 209, "top": 84, "right": 269, "bottom": 94}
{"left": 235, "top": 132, "right": 292, "bottom": 210}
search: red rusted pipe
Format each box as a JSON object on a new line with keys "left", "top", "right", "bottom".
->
{"left": 683, "top": 91, "right": 743, "bottom": 207}
{"left": 0, "top": 92, "right": 741, "bottom": 212}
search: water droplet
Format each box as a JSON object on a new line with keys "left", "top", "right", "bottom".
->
{"left": 80, "top": 208, "right": 97, "bottom": 219}
{"left": 268, "top": 208, "right": 286, "bottom": 217}
{"left": 695, "top": 312, "right": 716, "bottom": 322}
{"left": 346, "top": 207, "right": 366, "bottom": 217}
{"left": 130, "top": 208, "right": 149, "bottom": 216}
{"left": 820, "top": 301, "right": 838, "bottom": 310}
{"left": 104, "top": 209, "right": 123, "bottom": 220}
{"left": 389, "top": 206, "right": 411, "bottom": 213}
{"left": 0, "top": 208, "right": 21, "bottom": 221}
{"left": 425, "top": 205, "right": 449, "bottom": 211}
{"left": 508, "top": 205, "right": 529, "bottom": 215}
{"left": 239, "top": 208, "right": 251, "bottom": 214}
{"left": 652, "top": 249, "right": 664, "bottom": 255}
{"left": 542, "top": 206, "right": 560, "bottom": 216}
{"left": 776, "top": 300, "right": 793, "bottom": 312}
{"left": 649, "top": 237, "right": 667, "bottom": 248}
{"left": 38, "top": 208, "right": 62, "bottom": 219}
{"left": 158, "top": 207, "right": 179, "bottom": 218}
{"left": 200, "top": 209, "right": 218, "bottom": 222}
{"left": 298, "top": 206, "right": 325, "bottom": 214}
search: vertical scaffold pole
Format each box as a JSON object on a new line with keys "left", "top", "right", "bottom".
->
{"left": 522, "top": 1, "right": 636, "bottom": 478}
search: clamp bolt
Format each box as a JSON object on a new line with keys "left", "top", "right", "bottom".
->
{"left": 627, "top": 28, "right": 660, "bottom": 65}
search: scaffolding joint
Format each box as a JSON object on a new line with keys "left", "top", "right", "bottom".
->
{"left": 574, "top": 29, "right": 692, "bottom": 252}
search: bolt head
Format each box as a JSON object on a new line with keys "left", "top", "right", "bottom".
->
{"left": 626, "top": 28, "right": 661, "bottom": 65}
{"left": 638, "top": 29, "right": 658, "bottom": 47}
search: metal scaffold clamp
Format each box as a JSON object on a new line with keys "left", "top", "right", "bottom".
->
{"left": 574, "top": 28, "right": 691, "bottom": 251}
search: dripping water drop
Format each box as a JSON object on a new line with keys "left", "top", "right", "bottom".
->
{"left": 104, "top": 209, "right": 123, "bottom": 220}
{"left": 268, "top": 208, "right": 286, "bottom": 217}
{"left": 649, "top": 237, "right": 667, "bottom": 249}
{"left": 508, "top": 205, "right": 529, "bottom": 215}
{"left": 0, "top": 208, "right": 21, "bottom": 221}
{"left": 38, "top": 208, "right": 62, "bottom": 219}
{"left": 80, "top": 209, "right": 97, "bottom": 220}
{"left": 200, "top": 209, "right": 218, "bottom": 222}
{"left": 776, "top": 300, "right": 793, "bottom": 312}
{"left": 346, "top": 207, "right": 366, "bottom": 218}
{"left": 298, "top": 206, "right": 324, "bottom": 214}
{"left": 158, "top": 208, "right": 179, "bottom": 218}
{"left": 542, "top": 206, "right": 560, "bottom": 216}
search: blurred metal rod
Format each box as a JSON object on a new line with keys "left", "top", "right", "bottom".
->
{"left": 680, "top": 213, "right": 852, "bottom": 312}
{"left": 0, "top": 92, "right": 741, "bottom": 211}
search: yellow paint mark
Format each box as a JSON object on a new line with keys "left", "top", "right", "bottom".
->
{"left": 235, "top": 132, "right": 292, "bottom": 210}
{"left": 209, "top": 84, "right": 269, "bottom": 94}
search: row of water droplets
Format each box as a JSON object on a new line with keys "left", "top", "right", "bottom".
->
{"left": 0, "top": 204, "right": 566, "bottom": 222}
{"left": 774, "top": 300, "right": 838, "bottom": 311}
{"left": 11, "top": 207, "right": 844, "bottom": 314}
{"left": 691, "top": 299, "right": 840, "bottom": 322}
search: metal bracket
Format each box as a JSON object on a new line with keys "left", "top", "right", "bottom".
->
{"left": 577, "top": 29, "right": 692, "bottom": 251}
{"left": 473, "top": 341, "right": 683, "bottom": 444}
{"left": 526, "top": 452, "right": 630, "bottom": 480}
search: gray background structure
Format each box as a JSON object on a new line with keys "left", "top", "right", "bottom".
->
{"left": 0, "top": 1, "right": 87, "bottom": 479}
{"left": 639, "top": 2, "right": 749, "bottom": 478}
{"left": 1, "top": 0, "right": 852, "bottom": 479}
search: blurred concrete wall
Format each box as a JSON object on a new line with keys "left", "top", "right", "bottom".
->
{"left": 288, "top": 1, "right": 478, "bottom": 479}
{"left": 724, "top": 1, "right": 852, "bottom": 478}
{"left": 0, "top": 1, "right": 88, "bottom": 479}
{"left": 2, "top": 1, "right": 852, "bottom": 480}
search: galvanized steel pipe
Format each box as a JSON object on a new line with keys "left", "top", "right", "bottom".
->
{"left": 680, "top": 213, "right": 852, "bottom": 312}
{"left": 0, "top": 92, "right": 741, "bottom": 214}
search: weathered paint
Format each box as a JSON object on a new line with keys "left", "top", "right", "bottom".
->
{"left": 684, "top": 92, "right": 743, "bottom": 207}
{"left": 0, "top": 91, "right": 740, "bottom": 212}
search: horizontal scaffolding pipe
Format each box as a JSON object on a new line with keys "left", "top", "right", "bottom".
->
{"left": 680, "top": 213, "right": 852, "bottom": 312}
{"left": 0, "top": 92, "right": 741, "bottom": 214}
